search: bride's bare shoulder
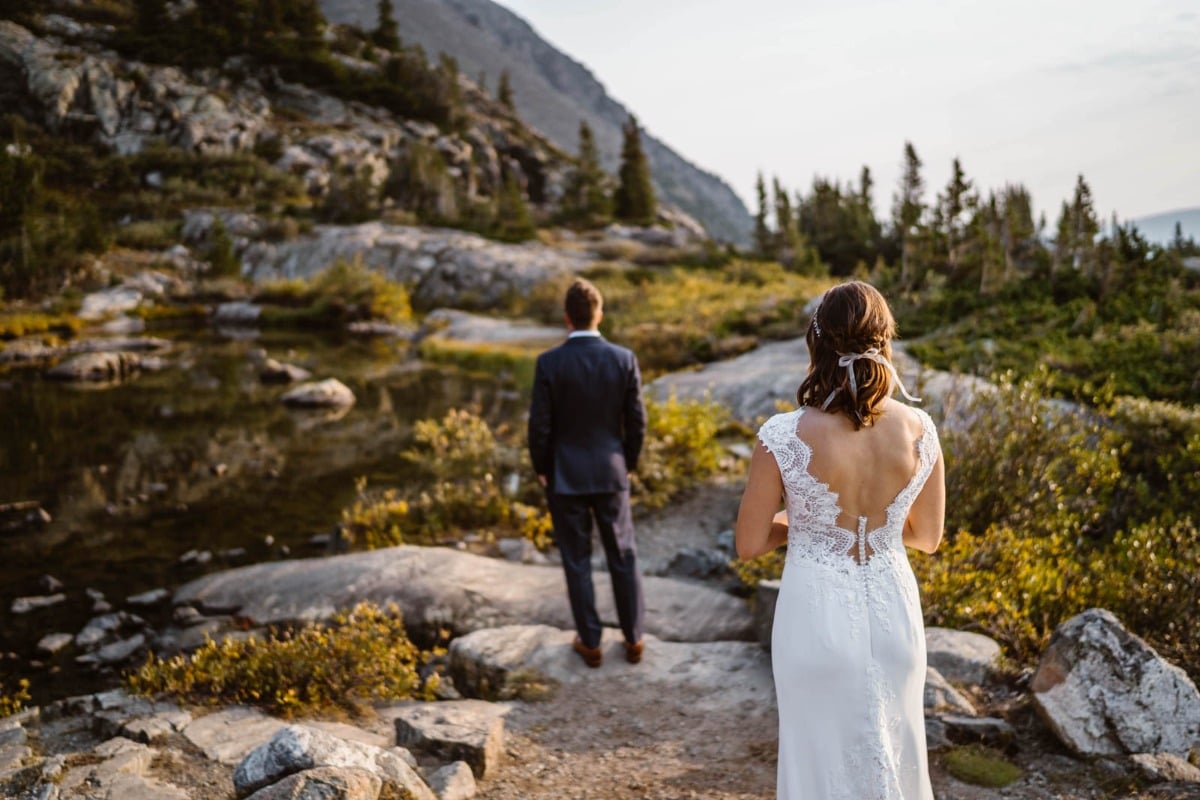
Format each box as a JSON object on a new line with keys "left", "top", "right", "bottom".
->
{"left": 881, "top": 398, "right": 929, "bottom": 436}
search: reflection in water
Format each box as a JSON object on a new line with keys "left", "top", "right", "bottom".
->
{"left": 0, "top": 328, "right": 525, "bottom": 702}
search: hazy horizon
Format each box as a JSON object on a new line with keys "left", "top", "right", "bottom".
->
{"left": 499, "top": 0, "right": 1199, "bottom": 232}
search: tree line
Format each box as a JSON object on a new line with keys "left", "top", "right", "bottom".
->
{"left": 753, "top": 140, "right": 1199, "bottom": 296}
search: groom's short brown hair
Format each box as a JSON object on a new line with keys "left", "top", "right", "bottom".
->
{"left": 565, "top": 278, "right": 603, "bottom": 329}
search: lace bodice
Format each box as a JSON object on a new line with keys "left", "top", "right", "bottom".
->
{"left": 757, "top": 406, "right": 939, "bottom": 574}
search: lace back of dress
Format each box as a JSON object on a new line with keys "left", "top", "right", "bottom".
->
{"left": 758, "top": 408, "right": 936, "bottom": 574}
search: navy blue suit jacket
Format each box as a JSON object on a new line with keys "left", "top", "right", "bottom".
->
{"left": 527, "top": 335, "right": 647, "bottom": 495}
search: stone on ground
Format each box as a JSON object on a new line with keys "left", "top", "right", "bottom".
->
{"left": 424, "top": 760, "right": 477, "bottom": 800}
{"left": 925, "top": 627, "right": 1002, "bottom": 685}
{"left": 924, "top": 666, "right": 978, "bottom": 715}
{"left": 389, "top": 700, "right": 506, "bottom": 780}
{"left": 1131, "top": 753, "right": 1200, "bottom": 784}
{"left": 233, "top": 724, "right": 433, "bottom": 800}
{"left": 280, "top": 379, "right": 356, "bottom": 408}
{"left": 1032, "top": 608, "right": 1200, "bottom": 757}
{"left": 243, "top": 766, "right": 381, "bottom": 800}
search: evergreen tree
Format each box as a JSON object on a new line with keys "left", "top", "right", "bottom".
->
{"left": 891, "top": 141, "right": 926, "bottom": 289}
{"left": 858, "top": 166, "right": 874, "bottom": 210}
{"left": 936, "top": 158, "right": 973, "bottom": 280}
{"left": 976, "top": 193, "right": 1005, "bottom": 295}
{"left": 561, "top": 121, "right": 610, "bottom": 227}
{"left": 1174, "top": 221, "right": 1186, "bottom": 252}
{"left": 753, "top": 172, "right": 773, "bottom": 259}
{"left": 437, "top": 54, "right": 466, "bottom": 131}
{"left": 1054, "top": 174, "right": 1099, "bottom": 275}
{"left": 497, "top": 70, "right": 515, "bottom": 112}
{"left": 373, "top": 0, "right": 400, "bottom": 50}
{"left": 493, "top": 171, "right": 536, "bottom": 241}
{"left": 206, "top": 217, "right": 240, "bottom": 278}
{"left": 613, "top": 115, "right": 656, "bottom": 225}
{"left": 1000, "top": 184, "right": 1036, "bottom": 282}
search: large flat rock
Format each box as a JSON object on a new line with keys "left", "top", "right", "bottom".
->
{"left": 448, "top": 625, "right": 774, "bottom": 714}
{"left": 175, "top": 545, "right": 754, "bottom": 643}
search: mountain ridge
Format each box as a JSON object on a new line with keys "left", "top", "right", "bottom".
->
{"left": 318, "top": 0, "right": 753, "bottom": 244}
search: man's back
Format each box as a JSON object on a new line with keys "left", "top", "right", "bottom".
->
{"left": 528, "top": 335, "right": 646, "bottom": 495}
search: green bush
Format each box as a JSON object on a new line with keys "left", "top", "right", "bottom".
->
{"left": 633, "top": 395, "right": 731, "bottom": 510}
{"left": 340, "top": 409, "right": 552, "bottom": 551}
{"left": 0, "top": 678, "right": 30, "bottom": 718}
{"left": 113, "top": 219, "right": 182, "bottom": 250}
{"left": 255, "top": 257, "right": 412, "bottom": 326}
{"left": 417, "top": 338, "right": 539, "bottom": 387}
{"left": 125, "top": 602, "right": 436, "bottom": 717}
{"left": 586, "top": 262, "right": 832, "bottom": 374}
{"left": 941, "top": 369, "right": 1123, "bottom": 539}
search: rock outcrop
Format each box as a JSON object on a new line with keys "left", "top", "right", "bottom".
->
{"left": 240, "top": 221, "right": 591, "bottom": 310}
{"left": 648, "top": 338, "right": 985, "bottom": 426}
{"left": 174, "top": 545, "right": 755, "bottom": 643}
{"left": 1032, "top": 608, "right": 1200, "bottom": 757}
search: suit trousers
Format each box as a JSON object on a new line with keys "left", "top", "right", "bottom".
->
{"left": 546, "top": 490, "right": 644, "bottom": 649}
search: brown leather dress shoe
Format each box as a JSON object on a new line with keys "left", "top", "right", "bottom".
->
{"left": 573, "top": 637, "right": 602, "bottom": 668}
{"left": 624, "top": 640, "right": 644, "bottom": 664}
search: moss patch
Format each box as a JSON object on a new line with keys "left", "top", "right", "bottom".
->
{"left": 942, "top": 744, "right": 1022, "bottom": 788}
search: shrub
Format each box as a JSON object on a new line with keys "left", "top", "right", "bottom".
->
{"left": 417, "top": 338, "right": 539, "bottom": 387}
{"left": 940, "top": 369, "right": 1124, "bottom": 539}
{"left": 0, "top": 311, "right": 82, "bottom": 339}
{"left": 633, "top": 395, "right": 730, "bottom": 510}
{"left": 113, "top": 219, "right": 182, "bottom": 250}
{"left": 254, "top": 257, "right": 412, "bottom": 326}
{"left": 0, "top": 678, "right": 30, "bottom": 718}
{"left": 340, "top": 409, "right": 553, "bottom": 551}
{"left": 125, "top": 602, "right": 436, "bottom": 717}
{"left": 586, "top": 262, "right": 831, "bottom": 374}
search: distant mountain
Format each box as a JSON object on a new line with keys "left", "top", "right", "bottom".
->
{"left": 318, "top": 0, "right": 753, "bottom": 244}
{"left": 1131, "top": 207, "right": 1200, "bottom": 245}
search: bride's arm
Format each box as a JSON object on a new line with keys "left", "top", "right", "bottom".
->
{"left": 903, "top": 450, "right": 945, "bottom": 553}
{"left": 735, "top": 441, "right": 787, "bottom": 560}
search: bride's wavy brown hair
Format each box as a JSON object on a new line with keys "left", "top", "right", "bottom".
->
{"left": 797, "top": 281, "right": 898, "bottom": 429}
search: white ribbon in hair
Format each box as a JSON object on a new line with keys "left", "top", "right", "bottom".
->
{"left": 821, "top": 347, "right": 921, "bottom": 410}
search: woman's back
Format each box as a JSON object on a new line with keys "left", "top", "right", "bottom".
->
{"left": 795, "top": 398, "right": 925, "bottom": 536}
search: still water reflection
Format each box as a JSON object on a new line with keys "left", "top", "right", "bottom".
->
{"left": 0, "top": 328, "right": 522, "bottom": 702}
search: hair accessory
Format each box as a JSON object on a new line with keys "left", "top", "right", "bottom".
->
{"left": 811, "top": 309, "right": 822, "bottom": 338}
{"left": 821, "top": 347, "right": 921, "bottom": 410}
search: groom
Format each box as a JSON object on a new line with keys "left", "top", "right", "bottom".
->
{"left": 528, "top": 278, "right": 647, "bottom": 668}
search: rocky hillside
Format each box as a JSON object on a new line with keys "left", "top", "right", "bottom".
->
{"left": 318, "top": 0, "right": 755, "bottom": 244}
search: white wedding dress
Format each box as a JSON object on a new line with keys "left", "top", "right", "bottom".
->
{"left": 758, "top": 407, "right": 939, "bottom": 800}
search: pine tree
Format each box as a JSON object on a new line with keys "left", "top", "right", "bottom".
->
{"left": 493, "top": 171, "right": 536, "bottom": 241}
{"left": 497, "top": 70, "right": 515, "bottom": 112}
{"left": 858, "top": 165, "right": 874, "bottom": 210}
{"left": 373, "top": 0, "right": 400, "bottom": 50}
{"left": 937, "top": 158, "right": 973, "bottom": 279}
{"left": 561, "top": 121, "right": 610, "bottom": 227}
{"left": 206, "top": 217, "right": 240, "bottom": 278}
{"left": 1054, "top": 174, "right": 1099, "bottom": 275}
{"left": 1000, "top": 184, "right": 1036, "bottom": 282}
{"left": 771, "top": 177, "right": 806, "bottom": 270}
{"left": 753, "top": 172, "right": 773, "bottom": 259}
{"left": 892, "top": 142, "right": 926, "bottom": 289}
{"left": 613, "top": 115, "right": 656, "bottom": 225}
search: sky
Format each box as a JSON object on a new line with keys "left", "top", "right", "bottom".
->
{"left": 500, "top": 0, "right": 1200, "bottom": 228}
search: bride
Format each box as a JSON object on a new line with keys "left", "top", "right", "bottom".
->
{"left": 735, "top": 281, "right": 945, "bottom": 800}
